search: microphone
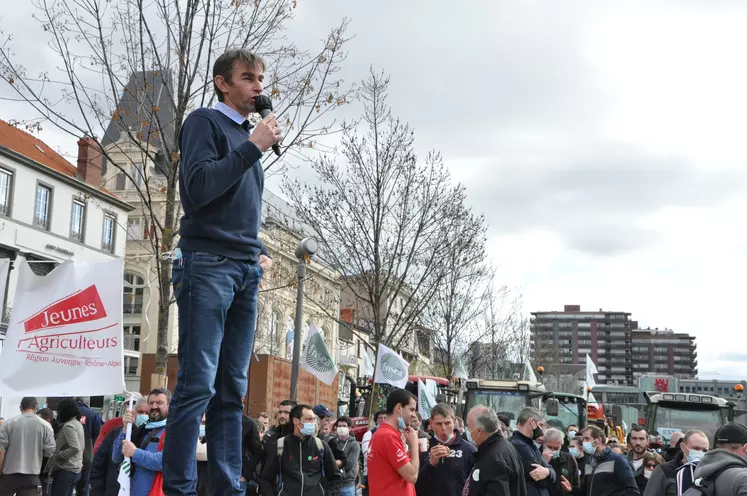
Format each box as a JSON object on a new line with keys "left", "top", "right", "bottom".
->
{"left": 253, "top": 95, "right": 282, "bottom": 157}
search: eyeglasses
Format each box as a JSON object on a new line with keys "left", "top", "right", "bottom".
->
{"left": 645, "top": 464, "right": 657, "bottom": 470}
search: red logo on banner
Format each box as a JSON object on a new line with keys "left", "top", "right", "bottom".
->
{"left": 22, "top": 285, "right": 107, "bottom": 333}
{"left": 655, "top": 378, "right": 669, "bottom": 392}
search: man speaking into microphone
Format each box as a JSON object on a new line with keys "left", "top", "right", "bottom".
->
{"left": 162, "top": 49, "right": 280, "bottom": 496}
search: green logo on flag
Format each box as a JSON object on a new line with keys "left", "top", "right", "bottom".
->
{"left": 381, "top": 352, "right": 406, "bottom": 382}
{"left": 305, "top": 332, "right": 335, "bottom": 373}
{"left": 419, "top": 388, "right": 433, "bottom": 410}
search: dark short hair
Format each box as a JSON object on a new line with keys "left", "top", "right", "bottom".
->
{"left": 213, "top": 49, "right": 266, "bottom": 102}
{"left": 148, "top": 388, "right": 172, "bottom": 403}
{"left": 290, "top": 404, "right": 312, "bottom": 422}
{"left": 20, "top": 397, "right": 38, "bottom": 411}
{"left": 258, "top": 411, "right": 270, "bottom": 419}
{"left": 386, "top": 388, "right": 416, "bottom": 415}
{"left": 280, "top": 400, "right": 297, "bottom": 408}
{"left": 335, "top": 416, "right": 352, "bottom": 428}
{"left": 583, "top": 425, "right": 605, "bottom": 444}
{"left": 498, "top": 414, "right": 511, "bottom": 428}
{"left": 57, "top": 399, "right": 81, "bottom": 424}
{"left": 374, "top": 410, "right": 387, "bottom": 423}
{"left": 627, "top": 424, "right": 647, "bottom": 444}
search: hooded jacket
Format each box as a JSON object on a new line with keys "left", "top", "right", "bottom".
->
{"left": 463, "top": 432, "right": 527, "bottom": 496}
{"left": 329, "top": 435, "right": 361, "bottom": 487}
{"left": 692, "top": 449, "right": 747, "bottom": 495}
{"left": 415, "top": 433, "right": 477, "bottom": 496}
{"left": 259, "top": 433, "right": 341, "bottom": 496}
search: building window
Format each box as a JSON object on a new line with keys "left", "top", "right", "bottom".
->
{"left": 124, "top": 356, "right": 139, "bottom": 376}
{"left": 127, "top": 217, "right": 143, "bottom": 241}
{"left": 102, "top": 213, "right": 116, "bottom": 252}
{"left": 70, "top": 200, "right": 85, "bottom": 241}
{"left": 0, "top": 169, "right": 12, "bottom": 216}
{"left": 123, "top": 325, "right": 141, "bottom": 352}
{"left": 34, "top": 184, "right": 52, "bottom": 229}
{"left": 123, "top": 272, "right": 145, "bottom": 315}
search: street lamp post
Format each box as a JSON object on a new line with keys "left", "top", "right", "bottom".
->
{"left": 290, "top": 237, "right": 319, "bottom": 401}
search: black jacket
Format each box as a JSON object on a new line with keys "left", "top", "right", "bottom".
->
{"left": 583, "top": 448, "right": 640, "bottom": 496}
{"left": 242, "top": 415, "right": 262, "bottom": 483}
{"left": 259, "top": 434, "right": 341, "bottom": 496}
{"left": 416, "top": 434, "right": 477, "bottom": 496}
{"left": 90, "top": 427, "right": 122, "bottom": 496}
{"left": 463, "top": 433, "right": 527, "bottom": 496}
{"left": 511, "top": 430, "right": 556, "bottom": 496}
{"left": 549, "top": 451, "right": 580, "bottom": 496}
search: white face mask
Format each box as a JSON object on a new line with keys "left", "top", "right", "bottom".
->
{"left": 644, "top": 469, "right": 653, "bottom": 479}
{"left": 337, "top": 426, "right": 350, "bottom": 439}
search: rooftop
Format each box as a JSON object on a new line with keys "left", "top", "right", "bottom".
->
{"left": 0, "top": 120, "right": 128, "bottom": 208}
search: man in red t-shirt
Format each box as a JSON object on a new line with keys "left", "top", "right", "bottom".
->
{"left": 367, "top": 388, "right": 420, "bottom": 496}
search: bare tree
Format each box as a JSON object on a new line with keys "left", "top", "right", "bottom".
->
{"left": 423, "top": 214, "right": 491, "bottom": 379}
{"left": 467, "top": 288, "right": 530, "bottom": 380}
{"left": 0, "top": 0, "right": 353, "bottom": 383}
{"left": 284, "top": 69, "right": 471, "bottom": 357}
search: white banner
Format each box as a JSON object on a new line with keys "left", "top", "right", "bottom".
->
{"left": 418, "top": 379, "right": 437, "bottom": 420}
{"left": 301, "top": 322, "right": 338, "bottom": 386}
{"left": 0, "top": 259, "right": 125, "bottom": 396}
{"left": 373, "top": 343, "right": 409, "bottom": 389}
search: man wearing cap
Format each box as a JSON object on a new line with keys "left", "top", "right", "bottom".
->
{"left": 313, "top": 405, "right": 335, "bottom": 444}
{"left": 692, "top": 423, "right": 747, "bottom": 494}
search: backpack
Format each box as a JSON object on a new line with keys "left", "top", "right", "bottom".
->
{"left": 276, "top": 435, "right": 326, "bottom": 489}
{"left": 682, "top": 464, "right": 743, "bottom": 496}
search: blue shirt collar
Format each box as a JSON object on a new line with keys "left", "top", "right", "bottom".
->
{"left": 214, "top": 102, "right": 249, "bottom": 126}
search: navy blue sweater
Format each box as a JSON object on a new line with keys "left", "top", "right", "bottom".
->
{"left": 178, "top": 107, "right": 267, "bottom": 260}
{"left": 511, "top": 430, "right": 556, "bottom": 496}
{"left": 416, "top": 434, "right": 477, "bottom": 496}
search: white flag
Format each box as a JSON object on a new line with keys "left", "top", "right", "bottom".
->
{"left": 453, "top": 356, "right": 469, "bottom": 380}
{"left": 373, "top": 343, "right": 409, "bottom": 389}
{"left": 585, "top": 354, "right": 598, "bottom": 390}
{"left": 117, "top": 395, "right": 135, "bottom": 496}
{"left": 300, "top": 322, "right": 338, "bottom": 386}
{"left": 0, "top": 259, "right": 125, "bottom": 396}
{"left": 522, "top": 360, "right": 538, "bottom": 382}
{"left": 418, "top": 379, "right": 437, "bottom": 420}
{"left": 588, "top": 391, "right": 598, "bottom": 405}
{"left": 362, "top": 349, "right": 374, "bottom": 377}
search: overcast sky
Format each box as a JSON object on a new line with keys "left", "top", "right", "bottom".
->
{"left": 3, "top": 1, "right": 747, "bottom": 379}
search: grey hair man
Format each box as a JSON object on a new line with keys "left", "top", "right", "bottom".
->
{"left": 511, "top": 407, "right": 555, "bottom": 496}
{"left": 542, "top": 428, "right": 579, "bottom": 494}
{"left": 462, "top": 406, "right": 526, "bottom": 496}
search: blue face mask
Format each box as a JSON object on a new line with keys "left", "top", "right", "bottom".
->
{"left": 553, "top": 450, "right": 560, "bottom": 459}
{"left": 135, "top": 414, "right": 149, "bottom": 427}
{"left": 199, "top": 425, "right": 206, "bottom": 438}
{"left": 300, "top": 422, "right": 316, "bottom": 437}
{"left": 687, "top": 450, "right": 705, "bottom": 463}
{"left": 568, "top": 430, "right": 577, "bottom": 439}
{"left": 534, "top": 441, "right": 543, "bottom": 450}
{"left": 583, "top": 441, "right": 595, "bottom": 455}
{"left": 397, "top": 415, "right": 406, "bottom": 431}
{"left": 569, "top": 447, "right": 580, "bottom": 458}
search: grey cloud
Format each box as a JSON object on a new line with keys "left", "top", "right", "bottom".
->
{"left": 462, "top": 144, "right": 747, "bottom": 255}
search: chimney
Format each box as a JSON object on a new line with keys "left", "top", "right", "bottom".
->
{"left": 564, "top": 305, "right": 580, "bottom": 312}
{"left": 77, "top": 136, "right": 103, "bottom": 188}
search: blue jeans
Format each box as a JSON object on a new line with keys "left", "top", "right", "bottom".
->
{"left": 50, "top": 471, "right": 80, "bottom": 496}
{"left": 162, "top": 251, "right": 262, "bottom": 496}
{"left": 340, "top": 485, "right": 357, "bottom": 496}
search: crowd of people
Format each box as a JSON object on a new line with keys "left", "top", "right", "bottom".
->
{"left": 3, "top": 389, "right": 747, "bottom": 496}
